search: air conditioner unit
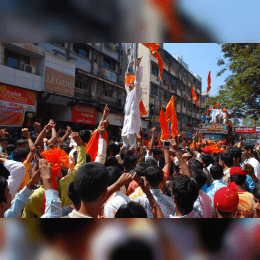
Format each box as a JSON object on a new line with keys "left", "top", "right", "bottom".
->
{"left": 24, "top": 64, "right": 35, "bottom": 74}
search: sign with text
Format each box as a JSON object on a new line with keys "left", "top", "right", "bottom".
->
{"left": 235, "top": 127, "right": 255, "bottom": 133}
{"left": 0, "top": 106, "right": 25, "bottom": 127}
{"left": 72, "top": 104, "right": 96, "bottom": 125}
{"left": 0, "top": 84, "right": 36, "bottom": 112}
{"left": 200, "top": 123, "right": 229, "bottom": 134}
{"left": 45, "top": 67, "right": 75, "bottom": 97}
{"left": 256, "top": 127, "right": 260, "bottom": 132}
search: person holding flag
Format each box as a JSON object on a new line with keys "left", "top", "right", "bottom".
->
{"left": 122, "top": 57, "right": 143, "bottom": 150}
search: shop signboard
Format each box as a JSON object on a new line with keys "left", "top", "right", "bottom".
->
{"left": 256, "top": 133, "right": 260, "bottom": 147}
{"left": 0, "top": 84, "right": 36, "bottom": 112}
{"left": 45, "top": 67, "right": 75, "bottom": 97}
{"left": 187, "top": 131, "right": 193, "bottom": 138}
{"left": 255, "top": 127, "right": 260, "bottom": 132}
{"left": 0, "top": 106, "right": 25, "bottom": 127}
{"left": 182, "top": 131, "right": 188, "bottom": 138}
{"left": 200, "top": 123, "right": 229, "bottom": 134}
{"left": 71, "top": 104, "right": 96, "bottom": 125}
{"left": 234, "top": 127, "right": 255, "bottom": 133}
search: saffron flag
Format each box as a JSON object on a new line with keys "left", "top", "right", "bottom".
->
{"left": 192, "top": 88, "right": 200, "bottom": 107}
{"left": 139, "top": 100, "right": 147, "bottom": 117}
{"left": 86, "top": 130, "right": 108, "bottom": 162}
{"left": 165, "top": 96, "right": 179, "bottom": 137}
{"left": 207, "top": 71, "right": 211, "bottom": 95}
{"left": 148, "top": 0, "right": 184, "bottom": 42}
{"left": 160, "top": 107, "right": 169, "bottom": 140}
{"left": 141, "top": 43, "right": 163, "bottom": 81}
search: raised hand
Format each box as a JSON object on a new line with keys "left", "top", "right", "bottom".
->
{"left": 137, "top": 57, "right": 142, "bottom": 67}
{"left": 21, "top": 128, "right": 30, "bottom": 139}
{"left": 70, "top": 132, "right": 83, "bottom": 146}
{"left": 39, "top": 159, "right": 52, "bottom": 181}
{"left": 103, "top": 105, "right": 110, "bottom": 118}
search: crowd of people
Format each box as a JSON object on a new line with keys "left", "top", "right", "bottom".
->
{"left": 1, "top": 57, "right": 260, "bottom": 219}
{"left": 1, "top": 107, "right": 260, "bottom": 218}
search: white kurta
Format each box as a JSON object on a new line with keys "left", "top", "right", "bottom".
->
{"left": 211, "top": 109, "right": 217, "bottom": 123}
{"left": 122, "top": 66, "right": 143, "bottom": 136}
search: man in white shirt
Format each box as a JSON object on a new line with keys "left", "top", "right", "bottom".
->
{"left": 242, "top": 143, "right": 260, "bottom": 179}
{"left": 104, "top": 166, "right": 131, "bottom": 218}
{"left": 121, "top": 57, "right": 143, "bottom": 150}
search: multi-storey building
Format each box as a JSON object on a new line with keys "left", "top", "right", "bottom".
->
{"left": 201, "top": 91, "right": 209, "bottom": 114}
{"left": 0, "top": 43, "right": 126, "bottom": 137}
{"left": 121, "top": 43, "right": 202, "bottom": 138}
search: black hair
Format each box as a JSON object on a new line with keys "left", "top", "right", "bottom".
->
{"left": 105, "top": 156, "right": 119, "bottom": 167}
{"left": 107, "top": 143, "right": 120, "bottom": 157}
{"left": 253, "top": 151, "right": 259, "bottom": 161}
{"left": 79, "top": 129, "right": 91, "bottom": 144}
{"left": 146, "top": 166, "right": 164, "bottom": 187}
{"left": 13, "top": 147, "right": 30, "bottom": 162}
{"left": 230, "top": 148, "right": 242, "bottom": 163}
{"left": 40, "top": 222, "right": 92, "bottom": 240}
{"left": 242, "top": 143, "right": 254, "bottom": 153}
{"left": 133, "top": 165, "right": 147, "bottom": 177}
{"left": 226, "top": 146, "right": 233, "bottom": 151}
{"left": 164, "top": 180, "right": 173, "bottom": 197}
{"left": 145, "top": 158, "right": 158, "bottom": 166}
{"left": 124, "top": 156, "right": 137, "bottom": 172}
{"left": 16, "top": 139, "right": 28, "bottom": 147}
{"left": 172, "top": 175, "right": 199, "bottom": 211}
{"left": 219, "top": 152, "right": 233, "bottom": 167}
{"left": 6, "top": 144, "right": 16, "bottom": 152}
{"left": 212, "top": 155, "right": 219, "bottom": 164}
{"left": 188, "top": 158, "right": 203, "bottom": 170}
{"left": 0, "top": 176, "right": 8, "bottom": 204}
{"left": 86, "top": 153, "right": 91, "bottom": 163}
{"left": 217, "top": 209, "right": 234, "bottom": 217}
{"left": 115, "top": 201, "right": 147, "bottom": 218}
{"left": 210, "top": 164, "right": 223, "bottom": 180}
{"left": 253, "top": 182, "right": 260, "bottom": 199}
{"left": 31, "top": 134, "right": 38, "bottom": 143}
{"left": 152, "top": 148, "right": 162, "bottom": 156}
{"left": 1, "top": 137, "right": 9, "bottom": 143}
{"left": 60, "top": 143, "right": 72, "bottom": 155}
{"left": 200, "top": 154, "right": 213, "bottom": 167}
{"left": 159, "top": 157, "right": 165, "bottom": 169}
{"left": 0, "top": 163, "right": 10, "bottom": 180}
{"left": 74, "top": 162, "right": 109, "bottom": 203}
{"left": 73, "top": 150, "right": 78, "bottom": 165}
{"left": 67, "top": 181, "right": 81, "bottom": 205}
{"left": 230, "top": 174, "right": 247, "bottom": 186}
{"left": 107, "top": 166, "right": 122, "bottom": 187}
{"left": 190, "top": 168, "right": 207, "bottom": 190}
{"left": 109, "top": 238, "right": 155, "bottom": 260}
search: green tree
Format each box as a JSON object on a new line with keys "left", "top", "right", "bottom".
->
{"left": 211, "top": 43, "right": 260, "bottom": 120}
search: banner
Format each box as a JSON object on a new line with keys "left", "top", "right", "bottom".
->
{"left": 0, "top": 106, "right": 25, "bottom": 127}
{"left": 256, "top": 127, "right": 260, "bottom": 132}
{"left": 0, "top": 84, "right": 36, "bottom": 112}
{"left": 235, "top": 127, "right": 255, "bottom": 133}
{"left": 256, "top": 133, "right": 260, "bottom": 147}
{"left": 200, "top": 123, "right": 229, "bottom": 134}
{"left": 72, "top": 104, "right": 96, "bottom": 125}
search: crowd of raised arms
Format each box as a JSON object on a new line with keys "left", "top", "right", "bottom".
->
{"left": 1, "top": 104, "right": 260, "bottom": 219}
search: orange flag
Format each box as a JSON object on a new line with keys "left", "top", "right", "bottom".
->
{"left": 192, "top": 88, "right": 200, "bottom": 107}
{"left": 165, "top": 96, "right": 179, "bottom": 137}
{"left": 85, "top": 130, "right": 108, "bottom": 162}
{"left": 148, "top": 0, "right": 184, "bottom": 42}
{"left": 139, "top": 100, "right": 147, "bottom": 117}
{"left": 141, "top": 43, "right": 163, "bottom": 81}
{"left": 207, "top": 71, "right": 211, "bottom": 95}
{"left": 160, "top": 107, "right": 169, "bottom": 140}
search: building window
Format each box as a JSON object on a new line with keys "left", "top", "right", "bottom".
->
{"left": 188, "top": 103, "right": 191, "bottom": 110}
{"left": 150, "top": 85, "right": 158, "bottom": 96}
{"left": 177, "top": 99, "right": 180, "bottom": 105}
{"left": 183, "top": 86, "right": 186, "bottom": 92}
{"left": 73, "top": 43, "right": 89, "bottom": 59}
{"left": 103, "top": 56, "right": 115, "bottom": 71}
{"left": 163, "top": 71, "right": 170, "bottom": 81}
{"left": 171, "top": 77, "right": 177, "bottom": 85}
{"left": 102, "top": 85, "right": 113, "bottom": 97}
{"left": 4, "top": 49, "right": 30, "bottom": 70}
{"left": 152, "top": 66, "right": 159, "bottom": 76}
{"left": 183, "top": 101, "right": 186, "bottom": 108}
